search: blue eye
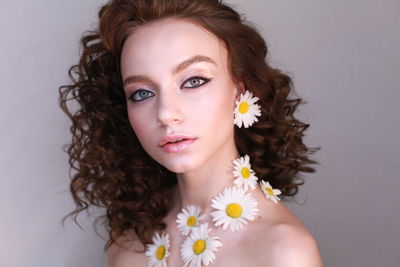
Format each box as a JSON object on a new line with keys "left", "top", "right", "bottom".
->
{"left": 129, "top": 89, "right": 155, "bottom": 102}
{"left": 182, "top": 76, "right": 210, "bottom": 88}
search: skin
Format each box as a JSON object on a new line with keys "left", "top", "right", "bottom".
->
{"left": 110, "top": 17, "right": 323, "bottom": 266}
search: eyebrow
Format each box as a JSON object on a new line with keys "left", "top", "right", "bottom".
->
{"left": 172, "top": 55, "right": 217, "bottom": 75}
{"left": 123, "top": 75, "right": 156, "bottom": 88}
{"left": 123, "top": 55, "right": 217, "bottom": 87}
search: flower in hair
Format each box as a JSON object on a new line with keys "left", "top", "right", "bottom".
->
{"left": 145, "top": 232, "right": 170, "bottom": 267}
{"left": 234, "top": 90, "right": 261, "bottom": 128}
{"left": 232, "top": 154, "right": 258, "bottom": 191}
{"left": 260, "top": 180, "right": 282, "bottom": 203}
{"left": 180, "top": 223, "right": 222, "bottom": 267}
{"left": 176, "top": 205, "right": 205, "bottom": 236}
{"left": 210, "top": 187, "right": 259, "bottom": 232}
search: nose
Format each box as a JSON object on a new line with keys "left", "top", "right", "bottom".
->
{"left": 156, "top": 89, "right": 184, "bottom": 127}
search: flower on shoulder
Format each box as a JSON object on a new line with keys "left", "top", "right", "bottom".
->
{"left": 232, "top": 154, "right": 258, "bottom": 191}
{"left": 176, "top": 205, "right": 205, "bottom": 236}
{"left": 145, "top": 232, "right": 170, "bottom": 267}
{"left": 210, "top": 187, "right": 259, "bottom": 232}
{"left": 233, "top": 90, "right": 261, "bottom": 128}
{"left": 180, "top": 223, "right": 222, "bottom": 267}
{"left": 260, "top": 180, "right": 282, "bottom": 203}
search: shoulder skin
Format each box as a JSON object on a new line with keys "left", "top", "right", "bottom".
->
{"left": 107, "top": 232, "right": 147, "bottom": 267}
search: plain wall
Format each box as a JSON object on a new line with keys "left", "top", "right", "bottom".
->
{"left": 1, "top": 0, "right": 399, "bottom": 266}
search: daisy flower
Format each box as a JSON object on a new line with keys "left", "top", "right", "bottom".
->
{"left": 210, "top": 187, "right": 259, "bottom": 232}
{"left": 260, "top": 180, "right": 282, "bottom": 203}
{"left": 232, "top": 154, "right": 258, "bottom": 191}
{"left": 234, "top": 90, "right": 261, "bottom": 128}
{"left": 180, "top": 223, "right": 222, "bottom": 267}
{"left": 176, "top": 205, "right": 205, "bottom": 236}
{"left": 145, "top": 232, "right": 170, "bottom": 267}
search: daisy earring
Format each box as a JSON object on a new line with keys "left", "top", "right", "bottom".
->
{"left": 234, "top": 90, "right": 261, "bottom": 128}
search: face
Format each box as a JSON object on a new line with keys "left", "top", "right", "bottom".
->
{"left": 120, "top": 18, "right": 240, "bottom": 173}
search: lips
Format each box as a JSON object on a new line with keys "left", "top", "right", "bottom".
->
{"left": 158, "top": 135, "right": 195, "bottom": 147}
{"left": 158, "top": 135, "right": 197, "bottom": 153}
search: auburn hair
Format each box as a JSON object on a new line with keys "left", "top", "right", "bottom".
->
{"left": 59, "top": 0, "right": 319, "bottom": 250}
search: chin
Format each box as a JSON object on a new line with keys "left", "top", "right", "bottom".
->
{"left": 159, "top": 157, "right": 201, "bottom": 174}
{"left": 162, "top": 162, "right": 195, "bottom": 174}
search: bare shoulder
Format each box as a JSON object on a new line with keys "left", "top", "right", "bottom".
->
{"left": 267, "top": 219, "right": 323, "bottom": 267}
{"left": 107, "top": 231, "right": 147, "bottom": 267}
{"left": 251, "top": 199, "right": 323, "bottom": 267}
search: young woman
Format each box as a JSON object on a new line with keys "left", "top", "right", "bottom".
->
{"left": 60, "top": 0, "right": 322, "bottom": 266}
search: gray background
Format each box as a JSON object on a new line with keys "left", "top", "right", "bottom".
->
{"left": 1, "top": 0, "right": 399, "bottom": 266}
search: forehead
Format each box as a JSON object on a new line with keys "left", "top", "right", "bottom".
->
{"left": 120, "top": 18, "right": 228, "bottom": 76}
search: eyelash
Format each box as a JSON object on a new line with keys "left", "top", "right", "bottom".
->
{"left": 128, "top": 76, "right": 211, "bottom": 102}
{"left": 182, "top": 76, "right": 211, "bottom": 89}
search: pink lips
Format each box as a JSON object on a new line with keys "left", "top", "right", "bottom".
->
{"left": 158, "top": 135, "right": 197, "bottom": 153}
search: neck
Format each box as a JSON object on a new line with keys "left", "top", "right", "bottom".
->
{"left": 174, "top": 140, "right": 240, "bottom": 214}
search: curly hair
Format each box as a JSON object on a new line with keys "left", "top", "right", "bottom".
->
{"left": 59, "top": 0, "right": 319, "bottom": 251}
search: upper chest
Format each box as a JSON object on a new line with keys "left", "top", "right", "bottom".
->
{"left": 165, "top": 237, "right": 273, "bottom": 267}
{"left": 163, "top": 220, "right": 276, "bottom": 267}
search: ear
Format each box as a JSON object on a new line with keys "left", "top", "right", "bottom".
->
{"left": 234, "top": 81, "right": 246, "bottom": 101}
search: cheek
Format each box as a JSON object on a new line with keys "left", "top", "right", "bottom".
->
{"left": 194, "top": 89, "right": 235, "bottom": 128}
{"left": 127, "top": 108, "right": 151, "bottom": 142}
{"left": 210, "top": 83, "right": 235, "bottom": 120}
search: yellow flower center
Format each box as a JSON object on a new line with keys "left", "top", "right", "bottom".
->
{"left": 186, "top": 216, "right": 197, "bottom": 227}
{"left": 265, "top": 187, "right": 274, "bottom": 195}
{"left": 193, "top": 239, "right": 206, "bottom": 255}
{"left": 226, "top": 203, "right": 243, "bottom": 218}
{"left": 241, "top": 167, "right": 251, "bottom": 178}
{"left": 239, "top": 101, "right": 249, "bottom": 114}
{"left": 156, "top": 245, "right": 166, "bottom": 260}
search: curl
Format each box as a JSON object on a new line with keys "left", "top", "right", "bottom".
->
{"left": 59, "top": 0, "right": 319, "bottom": 250}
